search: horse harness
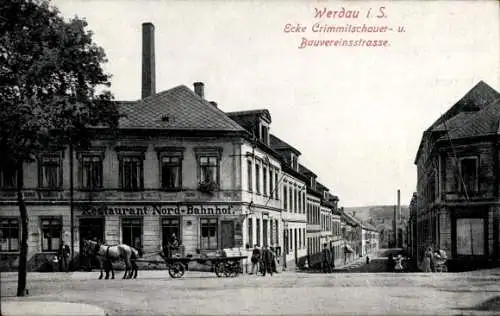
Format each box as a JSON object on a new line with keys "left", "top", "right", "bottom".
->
{"left": 93, "top": 242, "right": 111, "bottom": 259}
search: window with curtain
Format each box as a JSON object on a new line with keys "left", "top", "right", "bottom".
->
{"left": 456, "top": 218, "right": 484, "bottom": 255}
{"left": 199, "top": 156, "right": 218, "bottom": 184}
{"left": 120, "top": 156, "right": 144, "bottom": 190}
{"left": 39, "top": 153, "right": 62, "bottom": 189}
{"left": 161, "top": 156, "right": 182, "bottom": 189}
{"left": 80, "top": 155, "right": 103, "bottom": 189}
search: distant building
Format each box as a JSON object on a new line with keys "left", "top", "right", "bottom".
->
{"left": 413, "top": 81, "right": 500, "bottom": 270}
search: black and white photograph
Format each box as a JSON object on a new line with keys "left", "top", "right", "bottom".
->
{"left": 0, "top": 0, "right": 499, "bottom": 315}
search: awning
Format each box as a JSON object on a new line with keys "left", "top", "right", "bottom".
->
{"left": 344, "top": 245, "right": 354, "bottom": 253}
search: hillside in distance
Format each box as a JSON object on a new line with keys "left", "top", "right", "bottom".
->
{"left": 343, "top": 205, "right": 409, "bottom": 230}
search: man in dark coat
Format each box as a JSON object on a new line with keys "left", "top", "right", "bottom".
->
{"left": 261, "top": 245, "right": 273, "bottom": 276}
{"left": 322, "top": 243, "right": 332, "bottom": 273}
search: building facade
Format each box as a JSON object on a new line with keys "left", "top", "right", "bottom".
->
{"left": 413, "top": 81, "right": 500, "bottom": 271}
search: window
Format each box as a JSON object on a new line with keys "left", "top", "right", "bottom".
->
{"left": 0, "top": 218, "right": 19, "bottom": 251}
{"left": 122, "top": 217, "right": 143, "bottom": 248}
{"left": 303, "top": 229, "right": 306, "bottom": 248}
{"left": 294, "top": 189, "right": 298, "bottom": 212}
{"left": 41, "top": 217, "right": 61, "bottom": 251}
{"left": 201, "top": 218, "right": 218, "bottom": 249}
{"left": 269, "top": 168, "right": 274, "bottom": 198}
{"left": 275, "top": 219, "right": 279, "bottom": 245}
{"left": 247, "top": 160, "right": 253, "bottom": 192}
{"left": 298, "top": 190, "right": 302, "bottom": 213}
{"left": 283, "top": 185, "right": 288, "bottom": 210}
{"left": 263, "top": 219, "right": 268, "bottom": 246}
{"left": 120, "top": 157, "right": 144, "bottom": 190}
{"left": 289, "top": 228, "right": 292, "bottom": 250}
{"left": 459, "top": 157, "right": 478, "bottom": 194}
{"left": 261, "top": 125, "right": 269, "bottom": 145}
{"left": 248, "top": 218, "right": 253, "bottom": 247}
{"left": 256, "top": 219, "right": 261, "bottom": 246}
{"left": 0, "top": 163, "right": 18, "bottom": 189}
{"left": 255, "top": 164, "right": 260, "bottom": 194}
{"left": 38, "top": 153, "right": 63, "bottom": 189}
{"left": 298, "top": 227, "right": 301, "bottom": 249}
{"left": 199, "top": 156, "right": 218, "bottom": 184}
{"left": 161, "top": 156, "right": 182, "bottom": 189}
{"left": 80, "top": 155, "right": 103, "bottom": 189}
{"left": 263, "top": 166, "right": 267, "bottom": 196}
{"left": 289, "top": 186, "right": 293, "bottom": 211}
{"left": 162, "top": 217, "right": 180, "bottom": 247}
{"left": 275, "top": 172, "right": 279, "bottom": 199}
{"left": 269, "top": 220, "right": 273, "bottom": 246}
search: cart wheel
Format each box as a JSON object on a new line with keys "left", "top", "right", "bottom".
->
{"left": 168, "top": 262, "right": 185, "bottom": 278}
{"left": 214, "top": 263, "right": 224, "bottom": 278}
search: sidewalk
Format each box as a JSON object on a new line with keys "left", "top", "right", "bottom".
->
{"left": 1, "top": 301, "right": 107, "bottom": 316}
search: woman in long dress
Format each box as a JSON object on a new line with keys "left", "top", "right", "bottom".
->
{"left": 423, "top": 247, "right": 433, "bottom": 272}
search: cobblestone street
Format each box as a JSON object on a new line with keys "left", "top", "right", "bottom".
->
{"left": 2, "top": 267, "right": 500, "bottom": 315}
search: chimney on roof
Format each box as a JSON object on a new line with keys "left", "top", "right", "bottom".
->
{"left": 209, "top": 101, "right": 218, "bottom": 108}
{"left": 142, "top": 22, "right": 156, "bottom": 99}
{"left": 193, "top": 82, "right": 205, "bottom": 99}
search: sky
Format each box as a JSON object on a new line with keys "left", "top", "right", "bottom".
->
{"left": 50, "top": 0, "right": 499, "bottom": 208}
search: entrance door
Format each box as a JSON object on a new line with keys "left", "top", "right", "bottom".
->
{"left": 79, "top": 218, "right": 104, "bottom": 270}
{"left": 221, "top": 221, "right": 235, "bottom": 249}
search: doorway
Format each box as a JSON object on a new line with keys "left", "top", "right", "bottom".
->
{"left": 221, "top": 221, "right": 235, "bottom": 249}
{"left": 79, "top": 217, "right": 104, "bottom": 270}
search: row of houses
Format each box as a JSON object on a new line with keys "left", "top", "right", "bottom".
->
{"left": 0, "top": 22, "right": 378, "bottom": 272}
{"left": 408, "top": 81, "right": 500, "bottom": 271}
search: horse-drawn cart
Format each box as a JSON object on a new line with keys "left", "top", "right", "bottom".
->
{"left": 135, "top": 252, "right": 247, "bottom": 278}
{"left": 163, "top": 255, "right": 247, "bottom": 278}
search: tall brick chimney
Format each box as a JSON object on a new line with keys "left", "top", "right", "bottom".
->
{"left": 142, "top": 22, "right": 156, "bottom": 99}
{"left": 193, "top": 82, "right": 205, "bottom": 99}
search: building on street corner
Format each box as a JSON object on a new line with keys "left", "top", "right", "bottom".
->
{"left": 411, "top": 81, "right": 500, "bottom": 271}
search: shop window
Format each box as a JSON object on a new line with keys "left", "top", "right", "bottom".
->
{"left": 119, "top": 157, "right": 144, "bottom": 190}
{"left": 162, "top": 217, "right": 180, "bottom": 247}
{"left": 161, "top": 156, "right": 182, "bottom": 189}
{"left": 200, "top": 218, "right": 218, "bottom": 250}
{"left": 255, "top": 164, "right": 260, "bottom": 194}
{"left": 41, "top": 217, "right": 62, "bottom": 252}
{"left": 122, "top": 217, "right": 143, "bottom": 249}
{"left": 269, "top": 220, "right": 273, "bottom": 246}
{"left": 80, "top": 155, "right": 103, "bottom": 189}
{"left": 456, "top": 218, "right": 484, "bottom": 255}
{"left": 303, "top": 229, "right": 306, "bottom": 248}
{"left": 38, "top": 152, "right": 63, "bottom": 189}
{"left": 247, "top": 160, "right": 253, "bottom": 192}
{"left": 0, "top": 163, "right": 18, "bottom": 189}
{"left": 0, "top": 218, "right": 19, "bottom": 252}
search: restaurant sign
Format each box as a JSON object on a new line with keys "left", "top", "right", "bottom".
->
{"left": 81, "top": 205, "right": 236, "bottom": 217}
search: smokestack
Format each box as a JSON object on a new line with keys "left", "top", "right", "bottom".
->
{"left": 142, "top": 22, "right": 156, "bottom": 99}
{"left": 193, "top": 82, "right": 205, "bottom": 98}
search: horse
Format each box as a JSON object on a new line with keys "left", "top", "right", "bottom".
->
{"left": 81, "top": 239, "right": 140, "bottom": 280}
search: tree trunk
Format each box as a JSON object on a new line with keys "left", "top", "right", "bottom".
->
{"left": 16, "top": 162, "right": 28, "bottom": 297}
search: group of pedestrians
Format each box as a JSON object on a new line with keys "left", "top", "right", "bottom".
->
{"left": 249, "top": 244, "right": 278, "bottom": 276}
{"left": 421, "top": 246, "right": 447, "bottom": 272}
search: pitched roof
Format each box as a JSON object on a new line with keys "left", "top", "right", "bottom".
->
{"left": 415, "top": 81, "right": 500, "bottom": 163}
{"left": 442, "top": 98, "right": 500, "bottom": 140}
{"left": 226, "top": 109, "right": 272, "bottom": 124}
{"left": 299, "top": 164, "right": 317, "bottom": 177}
{"left": 270, "top": 134, "right": 301, "bottom": 155}
{"left": 117, "top": 85, "right": 246, "bottom": 132}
